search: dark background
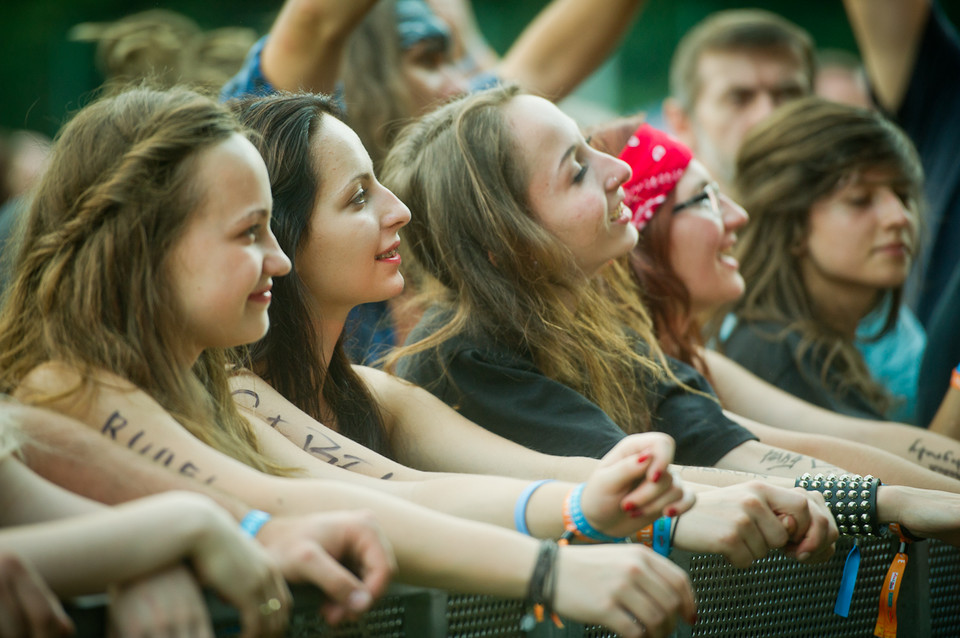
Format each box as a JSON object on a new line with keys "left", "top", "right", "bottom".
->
{"left": 2, "top": 0, "right": 959, "bottom": 137}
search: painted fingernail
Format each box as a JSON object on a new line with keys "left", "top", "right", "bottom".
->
{"left": 637, "top": 454, "right": 650, "bottom": 463}
{"left": 651, "top": 471, "right": 662, "bottom": 483}
{"left": 623, "top": 502, "right": 636, "bottom": 512}
{"left": 629, "top": 508, "right": 645, "bottom": 518}
{"left": 665, "top": 507, "right": 677, "bottom": 517}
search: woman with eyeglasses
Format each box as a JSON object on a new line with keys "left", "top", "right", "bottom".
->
{"left": 613, "top": 107, "right": 960, "bottom": 479}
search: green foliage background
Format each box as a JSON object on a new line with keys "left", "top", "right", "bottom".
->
{"left": 1, "top": 1, "right": 958, "bottom": 137}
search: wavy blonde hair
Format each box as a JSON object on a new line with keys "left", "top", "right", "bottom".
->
{"left": 730, "top": 97, "right": 923, "bottom": 415}
{"left": 0, "top": 86, "right": 290, "bottom": 475}
{"left": 383, "top": 86, "right": 667, "bottom": 433}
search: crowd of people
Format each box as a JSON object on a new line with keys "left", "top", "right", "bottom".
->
{"left": 2, "top": 0, "right": 960, "bottom": 636}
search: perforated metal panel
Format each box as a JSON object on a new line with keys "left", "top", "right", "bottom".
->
{"left": 930, "top": 540, "right": 960, "bottom": 637}
{"left": 69, "top": 536, "right": 960, "bottom": 637}
{"left": 446, "top": 594, "right": 529, "bottom": 637}
{"left": 289, "top": 594, "right": 407, "bottom": 638}
{"left": 683, "top": 537, "right": 907, "bottom": 637}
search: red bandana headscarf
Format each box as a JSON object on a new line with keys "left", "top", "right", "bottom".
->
{"left": 618, "top": 124, "right": 694, "bottom": 232}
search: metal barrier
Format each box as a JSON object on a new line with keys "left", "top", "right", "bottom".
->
{"left": 68, "top": 538, "right": 960, "bottom": 637}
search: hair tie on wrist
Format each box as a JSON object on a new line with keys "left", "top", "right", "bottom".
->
{"left": 514, "top": 479, "right": 555, "bottom": 536}
{"left": 240, "top": 509, "right": 272, "bottom": 538}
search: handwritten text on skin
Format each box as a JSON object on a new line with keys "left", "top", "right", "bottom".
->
{"left": 101, "top": 411, "right": 216, "bottom": 484}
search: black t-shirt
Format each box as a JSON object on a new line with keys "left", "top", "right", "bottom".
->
{"left": 894, "top": 3, "right": 960, "bottom": 325}
{"left": 918, "top": 263, "right": 960, "bottom": 425}
{"left": 397, "top": 309, "right": 757, "bottom": 467}
{"left": 723, "top": 320, "right": 884, "bottom": 421}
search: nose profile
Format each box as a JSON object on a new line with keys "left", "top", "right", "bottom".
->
{"left": 877, "top": 187, "right": 912, "bottom": 228}
{"left": 382, "top": 185, "right": 412, "bottom": 229}
{"left": 266, "top": 230, "right": 292, "bottom": 276}
{"left": 721, "top": 194, "right": 750, "bottom": 231}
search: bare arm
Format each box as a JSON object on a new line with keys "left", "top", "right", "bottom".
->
{"left": 929, "top": 375, "right": 960, "bottom": 440}
{"left": 727, "top": 415, "right": 960, "bottom": 493}
{"left": 259, "top": 0, "right": 379, "bottom": 94}
{"left": 843, "top": 0, "right": 930, "bottom": 112}
{"left": 0, "top": 464, "right": 283, "bottom": 603}
{"left": 704, "top": 349, "right": 960, "bottom": 476}
{"left": 498, "top": 0, "right": 646, "bottom": 101}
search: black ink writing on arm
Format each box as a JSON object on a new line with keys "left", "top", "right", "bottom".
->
{"left": 265, "top": 414, "right": 287, "bottom": 429}
{"left": 759, "top": 448, "right": 804, "bottom": 472}
{"left": 231, "top": 389, "right": 261, "bottom": 408}
{"left": 102, "top": 411, "right": 128, "bottom": 439}
{"left": 908, "top": 438, "right": 960, "bottom": 479}
{"left": 100, "top": 410, "right": 217, "bottom": 485}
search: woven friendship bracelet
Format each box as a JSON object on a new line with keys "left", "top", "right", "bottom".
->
{"left": 795, "top": 473, "right": 883, "bottom": 537}
{"left": 521, "top": 540, "right": 562, "bottom": 631}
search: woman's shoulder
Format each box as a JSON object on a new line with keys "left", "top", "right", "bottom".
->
{"left": 16, "top": 361, "right": 138, "bottom": 402}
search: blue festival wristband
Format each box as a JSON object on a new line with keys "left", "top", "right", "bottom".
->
{"left": 567, "top": 483, "right": 626, "bottom": 543}
{"left": 514, "top": 480, "right": 555, "bottom": 536}
{"left": 240, "top": 509, "right": 272, "bottom": 538}
{"left": 652, "top": 516, "right": 672, "bottom": 556}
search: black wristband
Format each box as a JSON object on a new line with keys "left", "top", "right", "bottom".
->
{"left": 526, "top": 540, "right": 559, "bottom": 613}
{"left": 796, "top": 473, "right": 883, "bottom": 537}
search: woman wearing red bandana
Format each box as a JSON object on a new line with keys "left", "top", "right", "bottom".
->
{"left": 388, "top": 86, "right": 960, "bottom": 548}
{"left": 609, "top": 106, "right": 960, "bottom": 484}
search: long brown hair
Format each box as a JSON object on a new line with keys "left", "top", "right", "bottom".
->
{"left": 730, "top": 97, "right": 923, "bottom": 414}
{"left": 230, "top": 92, "right": 389, "bottom": 456}
{"left": 383, "top": 86, "right": 665, "bottom": 433}
{"left": 623, "top": 193, "right": 709, "bottom": 374}
{"left": 340, "top": 0, "right": 416, "bottom": 173}
{"left": 0, "top": 86, "right": 290, "bottom": 475}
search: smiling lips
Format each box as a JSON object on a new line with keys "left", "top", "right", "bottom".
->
{"left": 376, "top": 241, "right": 401, "bottom": 263}
{"left": 609, "top": 199, "right": 631, "bottom": 225}
{"left": 248, "top": 283, "right": 272, "bottom": 303}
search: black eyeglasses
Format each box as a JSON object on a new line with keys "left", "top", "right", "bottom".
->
{"left": 672, "top": 181, "right": 722, "bottom": 218}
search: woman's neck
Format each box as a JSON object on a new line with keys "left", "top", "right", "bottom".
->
{"left": 315, "top": 312, "right": 348, "bottom": 372}
{"left": 801, "top": 267, "right": 879, "bottom": 338}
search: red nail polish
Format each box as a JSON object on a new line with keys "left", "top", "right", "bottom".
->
{"left": 637, "top": 454, "right": 650, "bottom": 463}
{"left": 623, "top": 502, "right": 636, "bottom": 512}
{"left": 630, "top": 509, "right": 645, "bottom": 518}
{"left": 666, "top": 507, "right": 677, "bottom": 517}
{"left": 652, "top": 470, "right": 662, "bottom": 483}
